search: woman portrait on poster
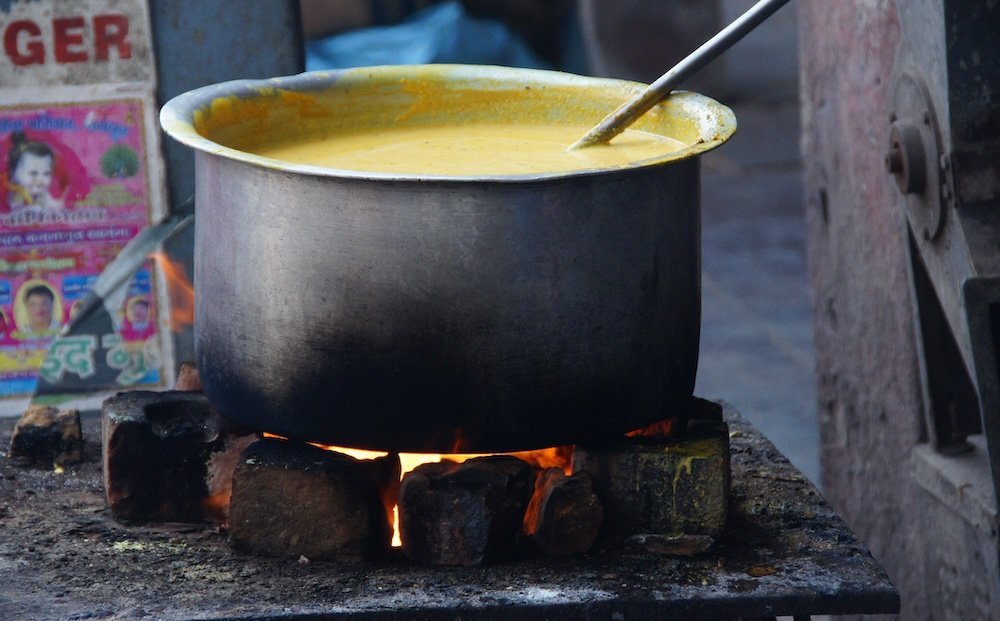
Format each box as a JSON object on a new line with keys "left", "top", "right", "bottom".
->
{"left": 13, "top": 280, "right": 63, "bottom": 338}
{"left": 0, "top": 129, "right": 90, "bottom": 215}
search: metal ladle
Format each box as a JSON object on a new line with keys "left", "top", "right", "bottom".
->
{"left": 569, "top": 0, "right": 794, "bottom": 150}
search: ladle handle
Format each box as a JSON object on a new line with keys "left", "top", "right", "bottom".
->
{"left": 569, "top": 0, "right": 794, "bottom": 150}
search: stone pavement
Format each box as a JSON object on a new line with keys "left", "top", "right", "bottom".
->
{"left": 693, "top": 0, "right": 820, "bottom": 485}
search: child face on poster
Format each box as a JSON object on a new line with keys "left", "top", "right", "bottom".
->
{"left": 25, "top": 287, "right": 55, "bottom": 332}
{"left": 7, "top": 132, "right": 64, "bottom": 211}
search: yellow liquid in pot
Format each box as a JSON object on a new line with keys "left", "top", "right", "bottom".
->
{"left": 254, "top": 123, "right": 687, "bottom": 176}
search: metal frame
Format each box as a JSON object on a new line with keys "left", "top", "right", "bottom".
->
{"left": 890, "top": 0, "right": 1000, "bottom": 598}
{"left": 891, "top": 0, "right": 1000, "bottom": 506}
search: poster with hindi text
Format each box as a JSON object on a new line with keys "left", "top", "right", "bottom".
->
{"left": 1, "top": 0, "right": 172, "bottom": 415}
{"left": 0, "top": 87, "right": 171, "bottom": 408}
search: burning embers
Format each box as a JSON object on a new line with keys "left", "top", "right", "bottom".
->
{"left": 97, "top": 370, "right": 729, "bottom": 567}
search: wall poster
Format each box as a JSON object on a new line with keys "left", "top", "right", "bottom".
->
{"left": 1, "top": 0, "right": 172, "bottom": 415}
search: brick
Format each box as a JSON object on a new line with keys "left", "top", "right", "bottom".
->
{"left": 624, "top": 533, "right": 715, "bottom": 556}
{"left": 227, "top": 439, "right": 399, "bottom": 562}
{"left": 573, "top": 419, "right": 730, "bottom": 547}
{"left": 102, "top": 391, "right": 227, "bottom": 522}
{"left": 523, "top": 468, "right": 603, "bottom": 557}
{"left": 398, "top": 456, "right": 535, "bottom": 566}
{"left": 174, "top": 362, "right": 202, "bottom": 392}
{"left": 8, "top": 405, "right": 83, "bottom": 467}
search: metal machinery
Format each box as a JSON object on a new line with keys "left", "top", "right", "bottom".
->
{"left": 891, "top": 2, "right": 1000, "bottom": 476}
{"left": 805, "top": 0, "right": 999, "bottom": 617}
{"left": 891, "top": 0, "right": 1000, "bottom": 605}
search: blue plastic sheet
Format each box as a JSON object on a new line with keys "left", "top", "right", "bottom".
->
{"left": 305, "top": 1, "right": 549, "bottom": 70}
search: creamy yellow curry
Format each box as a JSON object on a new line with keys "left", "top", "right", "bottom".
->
{"left": 252, "top": 123, "right": 687, "bottom": 176}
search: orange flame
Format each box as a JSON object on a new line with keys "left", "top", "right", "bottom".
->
{"left": 202, "top": 492, "right": 230, "bottom": 525}
{"left": 522, "top": 468, "right": 565, "bottom": 537}
{"left": 150, "top": 252, "right": 194, "bottom": 332}
{"left": 625, "top": 417, "right": 681, "bottom": 439}
{"left": 260, "top": 433, "right": 572, "bottom": 548}
{"left": 507, "top": 446, "right": 574, "bottom": 474}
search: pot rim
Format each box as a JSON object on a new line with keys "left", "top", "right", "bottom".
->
{"left": 159, "top": 63, "right": 736, "bottom": 183}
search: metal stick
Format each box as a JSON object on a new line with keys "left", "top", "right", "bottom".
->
{"left": 569, "top": 0, "right": 794, "bottom": 150}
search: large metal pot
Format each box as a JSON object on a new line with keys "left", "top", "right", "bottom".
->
{"left": 160, "top": 65, "right": 735, "bottom": 452}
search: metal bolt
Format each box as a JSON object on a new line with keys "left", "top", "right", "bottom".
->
{"left": 923, "top": 111, "right": 932, "bottom": 125}
{"left": 941, "top": 182, "right": 952, "bottom": 201}
{"left": 885, "top": 145, "right": 904, "bottom": 174}
{"left": 887, "top": 123, "right": 927, "bottom": 194}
